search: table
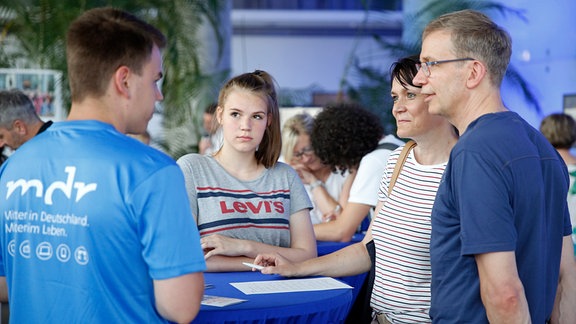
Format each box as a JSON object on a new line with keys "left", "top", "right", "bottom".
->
{"left": 193, "top": 271, "right": 354, "bottom": 323}
{"left": 316, "top": 233, "right": 365, "bottom": 256}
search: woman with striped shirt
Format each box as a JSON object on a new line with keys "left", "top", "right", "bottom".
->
{"left": 254, "top": 56, "right": 458, "bottom": 323}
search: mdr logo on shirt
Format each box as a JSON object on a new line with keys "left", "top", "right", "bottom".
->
{"left": 5, "top": 166, "right": 97, "bottom": 205}
{"left": 3, "top": 166, "right": 95, "bottom": 265}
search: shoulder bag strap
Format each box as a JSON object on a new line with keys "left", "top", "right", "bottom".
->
{"left": 387, "top": 140, "right": 417, "bottom": 195}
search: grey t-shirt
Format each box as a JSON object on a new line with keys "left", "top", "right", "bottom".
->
{"left": 177, "top": 154, "right": 312, "bottom": 247}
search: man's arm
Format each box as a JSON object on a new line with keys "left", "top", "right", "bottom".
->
{"left": 153, "top": 272, "right": 204, "bottom": 324}
{"left": 475, "top": 251, "right": 531, "bottom": 323}
{"left": 550, "top": 236, "right": 576, "bottom": 323}
{"left": 0, "top": 276, "right": 7, "bottom": 302}
{"left": 314, "top": 202, "right": 371, "bottom": 242}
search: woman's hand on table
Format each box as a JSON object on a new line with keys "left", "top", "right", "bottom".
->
{"left": 201, "top": 234, "right": 246, "bottom": 259}
{"left": 253, "top": 253, "right": 300, "bottom": 276}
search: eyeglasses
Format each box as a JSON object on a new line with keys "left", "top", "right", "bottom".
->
{"left": 416, "top": 58, "right": 475, "bottom": 77}
{"left": 294, "top": 146, "right": 314, "bottom": 159}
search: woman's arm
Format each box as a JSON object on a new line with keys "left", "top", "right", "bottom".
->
{"left": 294, "top": 164, "right": 340, "bottom": 217}
{"left": 309, "top": 179, "right": 341, "bottom": 217}
{"left": 314, "top": 202, "right": 371, "bottom": 242}
{"left": 201, "top": 209, "right": 317, "bottom": 271}
{"left": 254, "top": 200, "right": 379, "bottom": 278}
{"left": 203, "top": 255, "right": 262, "bottom": 272}
{"left": 256, "top": 240, "right": 371, "bottom": 278}
{"left": 337, "top": 171, "right": 356, "bottom": 210}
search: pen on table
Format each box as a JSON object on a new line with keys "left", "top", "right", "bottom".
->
{"left": 242, "top": 262, "right": 264, "bottom": 270}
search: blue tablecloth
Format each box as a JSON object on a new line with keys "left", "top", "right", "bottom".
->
{"left": 193, "top": 271, "right": 354, "bottom": 323}
{"left": 316, "top": 233, "right": 365, "bottom": 256}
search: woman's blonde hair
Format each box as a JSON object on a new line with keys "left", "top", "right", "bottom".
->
{"left": 281, "top": 113, "right": 314, "bottom": 162}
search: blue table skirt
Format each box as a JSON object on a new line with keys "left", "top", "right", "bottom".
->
{"left": 193, "top": 271, "right": 354, "bottom": 324}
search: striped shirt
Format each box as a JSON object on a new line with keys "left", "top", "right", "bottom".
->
{"left": 370, "top": 148, "right": 447, "bottom": 323}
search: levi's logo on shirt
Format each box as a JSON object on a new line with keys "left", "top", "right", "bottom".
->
{"left": 219, "top": 200, "right": 284, "bottom": 214}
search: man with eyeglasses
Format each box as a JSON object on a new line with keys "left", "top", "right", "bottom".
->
{"left": 413, "top": 9, "right": 576, "bottom": 323}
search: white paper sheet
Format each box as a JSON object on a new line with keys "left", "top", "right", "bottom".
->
{"left": 230, "top": 277, "right": 352, "bottom": 295}
{"left": 201, "top": 295, "right": 247, "bottom": 307}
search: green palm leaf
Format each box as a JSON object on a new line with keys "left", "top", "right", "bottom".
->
{"left": 0, "top": 0, "right": 227, "bottom": 158}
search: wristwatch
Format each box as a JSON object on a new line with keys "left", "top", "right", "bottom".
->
{"left": 309, "top": 179, "right": 324, "bottom": 191}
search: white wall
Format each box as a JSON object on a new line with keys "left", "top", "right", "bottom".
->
{"left": 231, "top": 10, "right": 401, "bottom": 94}
{"left": 233, "top": 35, "right": 383, "bottom": 90}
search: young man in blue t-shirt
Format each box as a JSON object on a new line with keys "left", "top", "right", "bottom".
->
{"left": 0, "top": 7, "right": 206, "bottom": 323}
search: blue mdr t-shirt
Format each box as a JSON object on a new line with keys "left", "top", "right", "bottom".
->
{"left": 0, "top": 120, "right": 206, "bottom": 323}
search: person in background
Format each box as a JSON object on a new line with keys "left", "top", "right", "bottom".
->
{"left": 253, "top": 55, "right": 458, "bottom": 323}
{"left": 311, "top": 102, "right": 404, "bottom": 242}
{"left": 177, "top": 70, "right": 317, "bottom": 272}
{"left": 199, "top": 102, "right": 222, "bottom": 155}
{"left": 0, "top": 89, "right": 53, "bottom": 152}
{"left": 413, "top": 9, "right": 576, "bottom": 323}
{"left": 0, "top": 7, "right": 206, "bottom": 323}
{"left": 540, "top": 113, "right": 576, "bottom": 252}
{"left": 281, "top": 112, "right": 354, "bottom": 224}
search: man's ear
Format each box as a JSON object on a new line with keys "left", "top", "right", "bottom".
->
{"left": 466, "top": 60, "right": 487, "bottom": 88}
{"left": 113, "top": 66, "right": 131, "bottom": 98}
{"left": 12, "top": 120, "right": 27, "bottom": 135}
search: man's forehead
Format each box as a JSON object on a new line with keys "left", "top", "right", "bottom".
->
{"left": 421, "top": 31, "right": 453, "bottom": 60}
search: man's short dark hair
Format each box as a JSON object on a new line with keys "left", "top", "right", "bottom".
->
{"left": 66, "top": 7, "right": 166, "bottom": 103}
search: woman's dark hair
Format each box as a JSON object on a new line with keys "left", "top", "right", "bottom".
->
{"left": 311, "top": 102, "right": 383, "bottom": 173}
{"left": 390, "top": 55, "right": 460, "bottom": 138}
{"left": 390, "top": 55, "right": 420, "bottom": 89}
